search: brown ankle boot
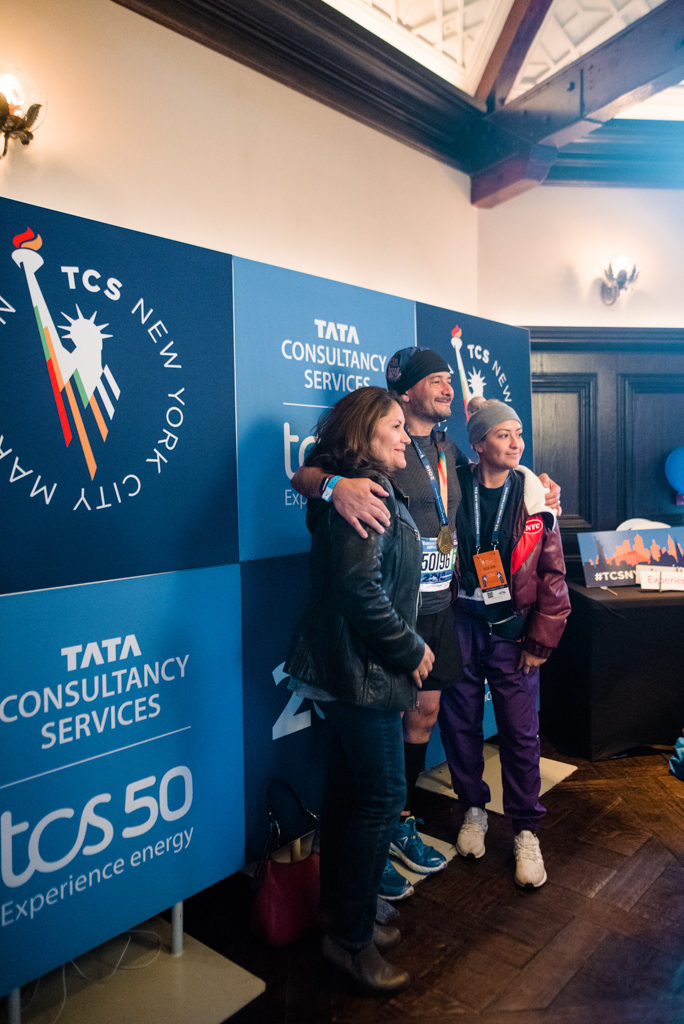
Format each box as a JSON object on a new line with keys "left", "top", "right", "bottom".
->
{"left": 373, "top": 923, "right": 401, "bottom": 952}
{"left": 322, "top": 934, "right": 410, "bottom": 993}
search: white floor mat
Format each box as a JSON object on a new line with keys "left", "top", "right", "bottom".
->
{"left": 416, "top": 742, "right": 577, "bottom": 815}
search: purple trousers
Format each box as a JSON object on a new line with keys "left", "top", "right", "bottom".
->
{"left": 438, "top": 609, "right": 546, "bottom": 833}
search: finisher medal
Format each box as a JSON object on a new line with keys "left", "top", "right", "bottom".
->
{"left": 437, "top": 525, "right": 454, "bottom": 555}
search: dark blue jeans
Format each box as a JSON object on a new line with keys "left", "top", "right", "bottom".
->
{"left": 319, "top": 699, "right": 406, "bottom": 950}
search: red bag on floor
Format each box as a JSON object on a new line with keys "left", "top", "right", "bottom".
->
{"left": 251, "top": 780, "right": 321, "bottom": 947}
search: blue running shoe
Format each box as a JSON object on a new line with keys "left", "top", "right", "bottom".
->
{"left": 389, "top": 816, "right": 447, "bottom": 874}
{"left": 378, "top": 857, "right": 414, "bottom": 901}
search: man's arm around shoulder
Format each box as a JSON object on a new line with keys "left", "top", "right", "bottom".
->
{"left": 291, "top": 465, "right": 391, "bottom": 539}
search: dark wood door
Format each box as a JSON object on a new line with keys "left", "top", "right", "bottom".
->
{"left": 529, "top": 328, "right": 684, "bottom": 578}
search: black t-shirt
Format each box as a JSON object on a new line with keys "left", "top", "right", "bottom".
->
{"left": 392, "top": 430, "right": 467, "bottom": 615}
{"left": 456, "top": 465, "right": 524, "bottom": 626}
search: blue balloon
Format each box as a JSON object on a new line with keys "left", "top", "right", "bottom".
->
{"left": 665, "top": 447, "right": 684, "bottom": 494}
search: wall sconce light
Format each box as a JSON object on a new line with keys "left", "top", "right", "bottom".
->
{"left": 0, "top": 65, "right": 43, "bottom": 160}
{"left": 601, "top": 256, "right": 638, "bottom": 306}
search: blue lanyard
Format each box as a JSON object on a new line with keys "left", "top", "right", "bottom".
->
{"left": 473, "top": 475, "right": 511, "bottom": 553}
{"left": 410, "top": 436, "right": 448, "bottom": 528}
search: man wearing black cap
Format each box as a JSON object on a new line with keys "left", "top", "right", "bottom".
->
{"left": 292, "top": 347, "right": 560, "bottom": 899}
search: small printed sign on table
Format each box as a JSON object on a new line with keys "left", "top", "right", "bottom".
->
{"left": 577, "top": 527, "right": 684, "bottom": 588}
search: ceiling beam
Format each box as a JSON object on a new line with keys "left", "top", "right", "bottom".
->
{"left": 113, "top": 0, "right": 684, "bottom": 208}
{"left": 470, "top": 141, "right": 557, "bottom": 207}
{"left": 487, "top": 0, "right": 684, "bottom": 149}
{"left": 546, "top": 120, "right": 684, "bottom": 189}
{"left": 469, "top": 0, "right": 684, "bottom": 204}
{"left": 474, "top": 0, "right": 554, "bottom": 108}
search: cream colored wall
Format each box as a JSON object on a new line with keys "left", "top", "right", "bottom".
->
{"left": 4, "top": 0, "right": 477, "bottom": 312}
{"left": 7, "top": 1, "right": 683, "bottom": 330}
{"left": 477, "top": 185, "right": 684, "bottom": 328}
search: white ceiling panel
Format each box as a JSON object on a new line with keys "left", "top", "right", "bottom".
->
{"left": 323, "top": 0, "right": 684, "bottom": 119}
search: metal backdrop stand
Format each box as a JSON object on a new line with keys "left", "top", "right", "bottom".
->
{"left": 4, "top": 903, "right": 264, "bottom": 1024}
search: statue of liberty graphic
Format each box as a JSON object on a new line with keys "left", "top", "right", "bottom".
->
{"left": 12, "top": 227, "right": 119, "bottom": 479}
{"left": 450, "top": 325, "right": 487, "bottom": 419}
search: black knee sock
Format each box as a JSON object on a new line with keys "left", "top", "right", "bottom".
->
{"left": 403, "top": 741, "right": 429, "bottom": 815}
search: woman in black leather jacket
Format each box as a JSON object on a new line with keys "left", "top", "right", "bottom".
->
{"left": 286, "top": 386, "right": 433, "bottom": 994}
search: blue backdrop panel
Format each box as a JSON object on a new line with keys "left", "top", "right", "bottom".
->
{"left": 415, "top": 304, "right": 533, "bottom": 466}
{"left": 0, "top": 198, "right": 237, "bottom": 595}
{"left": 240, "top": 554, "right": 331, "bottom": 862}
{"left": 0, "top": 566, "right": 244, "bottom": 996}
{"left": 232, "top": 258, "right": 415, "bottom": 562}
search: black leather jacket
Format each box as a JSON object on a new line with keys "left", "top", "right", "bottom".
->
{"left": 285, "top": 474, "right": 424, "bottom": 710}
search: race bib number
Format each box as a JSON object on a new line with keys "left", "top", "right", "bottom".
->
{"left": 420, "top": 535, "right": 457, "bottom": 592}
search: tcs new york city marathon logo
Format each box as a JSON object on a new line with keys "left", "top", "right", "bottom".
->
{"left": 450, "top": 325, "right": 515, "bottom": 413}
{"left": 1, "top": 226, "right": 186, "bottom": 512}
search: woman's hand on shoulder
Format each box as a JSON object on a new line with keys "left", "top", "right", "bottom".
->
{"left": 412, "top": 643, "right": 435, "bottom": 689}
{"left": 332, "top": 477, "right": 391, "bottom": 539}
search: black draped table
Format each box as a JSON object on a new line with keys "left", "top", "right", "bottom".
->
{"left": 540, "top": 581, "right": 684, "bottom": 760}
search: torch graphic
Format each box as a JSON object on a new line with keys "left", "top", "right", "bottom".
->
{"left": 450, "top": 325, "right": 485, "bottom": 420}
{"left": 12, "top": 228, "right": 119, "bottom": 479}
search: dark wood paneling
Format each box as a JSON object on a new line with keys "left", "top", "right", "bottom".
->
{"left": 530, "top": 327, "right": 684, "bottom": 350}
{"left": 530, "top": 329, "right": 684, "bottom": 573}
{"left": 618, "top": 374, "right": 684, "bottom": 523}
{"left": 531, "top": 373, "right": 596, "bottom": 532}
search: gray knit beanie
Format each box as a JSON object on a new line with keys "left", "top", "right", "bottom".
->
{"left": 467, "top": 400, "right": 522, "bottom": 446}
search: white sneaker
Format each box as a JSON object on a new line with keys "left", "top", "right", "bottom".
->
{"left": 513, "top": 830, "right": 547, "bottom": 888}
{"left": 456, "top": 806, "right": 488, "bottom": 859}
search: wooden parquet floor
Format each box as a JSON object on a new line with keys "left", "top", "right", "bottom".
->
{"left": 183, "top": 740, "right": 684, "bottom": 1024}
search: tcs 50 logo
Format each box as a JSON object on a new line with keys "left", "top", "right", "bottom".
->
{"left": 1, "top": 225, "right": 186, "bottom": 512}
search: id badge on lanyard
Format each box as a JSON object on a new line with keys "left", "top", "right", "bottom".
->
{"left": 473, "top": 549, "right": 510, "bottom": 604}
{"left": 473, "top": 476, "right": 512, "bottom": 605}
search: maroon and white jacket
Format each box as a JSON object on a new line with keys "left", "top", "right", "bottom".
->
{"left": 455, "top": 466, "right": 571, "bottom": 659}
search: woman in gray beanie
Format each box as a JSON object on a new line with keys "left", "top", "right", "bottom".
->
{"left": 438, "top": 398, "right": 571, "bottom": 889}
